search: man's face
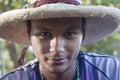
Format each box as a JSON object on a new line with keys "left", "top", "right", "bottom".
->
{"left": 30, "top": 18, "right": 83, "bottom": 74}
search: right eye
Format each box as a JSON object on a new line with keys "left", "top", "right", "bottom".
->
{"left": 36, "top": 32, "right": 52, "bottom": 39}
{"left": 40, "top": 32, "right": 51, "bottom": 37}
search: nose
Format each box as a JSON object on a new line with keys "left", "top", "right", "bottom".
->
{"left": 50, "top": 37, "right": 65, "bottom": 54}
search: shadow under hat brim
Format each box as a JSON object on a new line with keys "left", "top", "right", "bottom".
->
{"left": 0, "top": 3, "right": 120, "bottom": 46}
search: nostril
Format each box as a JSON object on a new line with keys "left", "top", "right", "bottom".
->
{"left": 50, "top": 45, "right": 64, "bottom": 54}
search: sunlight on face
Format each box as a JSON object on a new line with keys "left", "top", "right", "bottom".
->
{"left": 30, "top": 17, "right": 83, "bottom": 74}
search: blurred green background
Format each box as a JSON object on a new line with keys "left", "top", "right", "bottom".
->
{"left": 0, "top": 0, "right": 120, "bottom": 78}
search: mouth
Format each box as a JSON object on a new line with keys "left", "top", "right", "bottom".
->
{"left": 47, "top": 57, "right": 67, "bottom": 64}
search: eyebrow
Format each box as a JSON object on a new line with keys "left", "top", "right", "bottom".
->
{"left": 34, "top": 27, "right": 51, "bottom": 31}
{"left": 65, "top": 26, "right": 81, "bottom": 31}
{"left": 33, "top": 26, "right": 81, "bottom": 32}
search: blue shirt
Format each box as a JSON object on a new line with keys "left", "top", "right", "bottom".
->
{"left": 1, "top": 51, "right": 120, "bottom": 80}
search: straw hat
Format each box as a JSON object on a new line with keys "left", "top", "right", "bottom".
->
{"left": 0, "top": 0, "right": 120, "bottom": 46}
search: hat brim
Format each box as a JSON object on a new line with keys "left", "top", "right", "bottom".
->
{"left": 0, "top": 3, "right": 120, "bottom": 46}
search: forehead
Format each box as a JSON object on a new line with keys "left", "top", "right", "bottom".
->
{"left": 31, "top": 17, "right": 82, "bottom": 30}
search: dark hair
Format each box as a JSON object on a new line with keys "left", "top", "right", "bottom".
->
{"left": 81, "top": 17, "right": 86, "bottom": 41}
{"left": 26, "top": 20, "right": 32, "bottom": 39}
{"left": 26, "top": 17, "right": 86, "bottom": 40}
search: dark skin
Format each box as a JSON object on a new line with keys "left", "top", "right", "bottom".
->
{"left": 30, "top": 17, "right": 83, "bottom": 80}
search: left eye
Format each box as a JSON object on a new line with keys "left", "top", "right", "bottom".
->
{"left": 66, "top": 32, "right": 75, "bottom": 36}
{"left": 64, "top": 32, "right": 76, "bottom": 38}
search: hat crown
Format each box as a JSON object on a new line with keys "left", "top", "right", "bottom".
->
{"left": 30, "top": 0, "right": 82, "bottom": 4}
{"left": 27, "top": 0, "right": 82, "bottom": 8}
{"left": 29, "top": 0, "right": 82, "bottom": 4}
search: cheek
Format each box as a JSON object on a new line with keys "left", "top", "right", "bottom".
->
{"left": 30, "top": 37, "right": 49, "bottom": 60}
{"left": 67, "top": 37, "right": 82, "bottom": 50}
{"left": 66, "top": 36, "right": 82, "bottom": 57}
{"left": 31, "top": 39, "right": 41, "bottom": 59}
{"left": 31, "top": 36, "right": 50, "bottom": 52}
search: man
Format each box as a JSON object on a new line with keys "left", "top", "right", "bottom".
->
{"left": 0, "top": 0, "right": 120, "bottom": 80}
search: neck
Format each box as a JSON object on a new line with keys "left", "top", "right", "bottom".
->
{"left": 40, "top": 61, "right": 77, "bottom": 80}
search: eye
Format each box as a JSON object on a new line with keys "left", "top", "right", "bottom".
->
{"left": 40, "top": 32, "right": 51, "bottom": 37}
{"left": 36, "top": 32, "right": 52, "bottom": 39}
{"left": 64, "top": 32, "right": 76, "bottom": 39}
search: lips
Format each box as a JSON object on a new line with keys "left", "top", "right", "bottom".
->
{"left": 47, "top": 57, "right": 67, "bottom": 64}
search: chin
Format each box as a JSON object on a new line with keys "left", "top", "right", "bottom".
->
{"left": 46, "top": 64, "right": 71, "bottom": 74}
{"left": 48, "top": 68, "right": 68, "bottom": 74}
